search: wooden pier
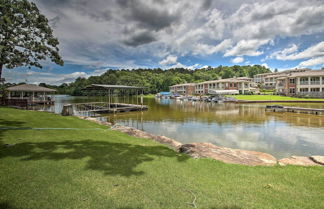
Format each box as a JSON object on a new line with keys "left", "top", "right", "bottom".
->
{"left": 265, "top": 105, "right": 324, "bottom": 115}
{"left": 74, "top": 102, "right": 148, "bottom": 114}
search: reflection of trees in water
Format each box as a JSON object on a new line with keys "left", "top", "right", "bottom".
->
{"left": 114, "top": 100, "right": 268, "bottom": 125}
{"left": 266, "top": 112, "right": 324, "bottom": 128}
{"left": 50, "top": 96, "right": 324, "bottom": 128}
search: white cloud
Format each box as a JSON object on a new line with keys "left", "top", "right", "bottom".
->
{"left": 21, "top": 0, "right": 324, "bottom": 77}
{"left": 270, "top": 41, "right": 324, "bottom": 60}
{"left": 3, "top": 69, "right": 108, "bottom": 85}
{"left": 193, "top": 39, "right": 232, "bottom": 55}
{"left": 231, "top": 56, "right": 244, "bottom": 63}
{"left": 261, "top": 63, "right": 269, "bottom": 69}
{"left": 224, "top": 39, "right": 269, "bottom": 57}
{"left": 168, "top": 63, "right": 201, "bottom": 70}
{"left": 159, "top": 55, "right": 178, "bottom": 66}
{"left": 298, "top": 57, "right": 324, "bottom": 67}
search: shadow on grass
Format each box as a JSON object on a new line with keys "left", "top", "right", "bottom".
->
{"left": 0, "top": 201, "right": 20, "bottom": 209}
{"left": 0, "top": 118, "right": 27, "bottom": 146}
{"left": 0, "top": 139, "right": 189, "bottom": 176}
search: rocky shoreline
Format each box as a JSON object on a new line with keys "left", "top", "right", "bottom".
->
{"left": 77, "top": 116, "right": 324, "bottom": 167}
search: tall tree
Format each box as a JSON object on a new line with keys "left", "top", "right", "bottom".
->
{"left": 0, "top": 0, "right": 63, "bottom": 81}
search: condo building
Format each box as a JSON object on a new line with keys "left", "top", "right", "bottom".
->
{"left": 276, "top": 70, "right": 324, "bottom": 97}
{"left": 254, "top": 68, "right": 311, "bottom": 89}
{"left": 169, "top": 83, "right": 196, "bottom": 95}
{"left": 170, "top": 77, "right": 256, "bottom": 95}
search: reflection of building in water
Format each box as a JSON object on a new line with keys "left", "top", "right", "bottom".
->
{"left": 266, "top": 112, "right": 324, "bottom": 128}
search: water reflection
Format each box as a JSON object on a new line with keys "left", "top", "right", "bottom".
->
{"left": 37, "top": 95, "right": 324, "bottom": 158}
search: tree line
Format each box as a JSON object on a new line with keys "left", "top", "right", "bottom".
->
{"left": 36, "top": 65, "right": 270, "bottom": 95}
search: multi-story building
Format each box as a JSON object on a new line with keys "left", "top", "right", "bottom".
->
{"left": 169, "top": 83, "right": 196, "bottom": 95}
{"left": 253, "top": 72, "right": 277, "bottom": 84}
{"left": 200, "top": 77, "right": 256, "bottom": 95}
{"left": 254, "top": 68, "right": 311, "bottom": 89}
{"left": 276, "top": 70, "right": 324, "bottom": 97}
{"left": 170, "top": 77, "right": 256, "bottom": 95}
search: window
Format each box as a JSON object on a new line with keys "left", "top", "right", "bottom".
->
{"left": 300, "top": 88, "right": 308, "bottom": 92}
{"left": 289, "top": 88, "right": 295, "bottom": 94}
{"left": 300, "top": 77, "right": 308, "bottom": 85}
{"left": 310, "top": 77, "right": 320, "bottom": 85}
{"left": 289, "top": 78, "right": 295, "bottom": 84}
{"left": 310, "top": 88, "right": 320, "bottom": 92}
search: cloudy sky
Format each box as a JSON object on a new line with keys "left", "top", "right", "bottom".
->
{"left": 4, "top": 0, "right": 324, "bottom": 84}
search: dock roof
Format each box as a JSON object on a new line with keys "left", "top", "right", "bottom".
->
{"left": 7, "top": 84, "right": 56, "bottom": 92}
{"left": 83, "top": 84, "right": 146, "bottom": 90}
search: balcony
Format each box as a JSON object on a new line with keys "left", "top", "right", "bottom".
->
{"left": 300, "top": 82, "right": 309, "bottom": 85}
{"left": 310, "top": 81, "right": 321, "bottom": 85}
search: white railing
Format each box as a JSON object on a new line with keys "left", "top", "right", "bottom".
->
{"left": 310, "top": 81, "right": 321, "bottom": 85}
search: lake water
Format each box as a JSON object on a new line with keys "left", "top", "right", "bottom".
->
{"left": 45, "top": 95, "right": 324, "bottom": 159}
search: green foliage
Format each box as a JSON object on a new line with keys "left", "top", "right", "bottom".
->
{"left": 228, "top": 95, "right": 324, "bottom": 101}
{"left": 55, "top": 65, "right": 270, "bottom": 95}
{"left": 0, "top": 0, "right": 63, "bottom": 78}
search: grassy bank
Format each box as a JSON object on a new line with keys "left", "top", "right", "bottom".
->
{"left": 0, "top": 108, "right": 323, "bottom": 209}
{"left": 229, "top": 95, "right": 324, "bottom": 101}
{"left": 142, "top": 94, "right": 155, "bottom": 99}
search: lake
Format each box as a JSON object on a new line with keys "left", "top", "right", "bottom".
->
{"left": 44, "top": 95, "right": 324, "bottom": 159}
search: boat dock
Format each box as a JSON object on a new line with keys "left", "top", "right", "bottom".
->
{"left": 265, "top": 105, "right": 324, "bottom": 115}
{"left": 74, "top": 102, "right": 148, "bottom": 114}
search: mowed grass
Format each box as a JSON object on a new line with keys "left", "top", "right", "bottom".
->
{"left": 0, "top": 108, "right": 323, "bottom": 209}
{"left": 229, "top": 95, "right": 324, "bottom": 101}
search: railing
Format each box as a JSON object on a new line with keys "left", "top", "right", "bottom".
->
{"left": 300, "top": 82, "right": 309, "bottom": 85}
{"left": 0, "top": 98, "right": 28, "bottom": 108}
{"left": 297, "top": 92, "right": 324, "bottom": 98}
{"left": 310, "top": 81, "right": 321, "bottom": 85}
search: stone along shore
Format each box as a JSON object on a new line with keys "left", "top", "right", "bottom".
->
{"left": 77, "top": 116, "right": 324, "bottom": 167}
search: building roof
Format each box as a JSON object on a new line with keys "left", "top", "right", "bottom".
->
{"left": 208, "top": 89, "right": 240, "bottom": 95}
{"left": 170, "top": 83, "right": 196, "bottom": 87}
{"left": 7, "top": 84, "right": 56, "bottom": 92}
{"left": 202, "top": 78, "right": 251, "bottom": 84}
{"left": 289, "top": 70, "right": 324, "bottom": 77}
{"left": 254, "top": 68, "right": 311, "bottom": 77}
{"left": 83, "top": 84, "right": 146, "bottom": 90}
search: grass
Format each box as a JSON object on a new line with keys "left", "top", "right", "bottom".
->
{"left": 142, "top": 94, "right": 155, "bottom": 99}
{"left": 0, "top": 107, "right": 323, "bottom": 209}
{"left": 229, "top": 95, "right": 324, "bottom": 101}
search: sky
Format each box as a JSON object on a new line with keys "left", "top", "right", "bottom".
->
{"left": 4, "top": 0, "right": 324, "bottom": 84}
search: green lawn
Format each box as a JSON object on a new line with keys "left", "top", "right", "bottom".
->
{"left": 229, "top": 95, "right": 324, "bottom": 101}
{"left": 0, "top": 108, "right": 323, "bottom": 209}
{"left": 142, "top": 94, "right": 155, "bottom": 99}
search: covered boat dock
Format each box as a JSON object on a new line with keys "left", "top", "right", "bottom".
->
{"left": 3, "top": 84, "right": 56, "bottom": 107}
{"left": 74, "top": 84, "right": 148, "bottom": 115}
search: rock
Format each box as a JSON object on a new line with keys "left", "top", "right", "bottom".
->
{"left": 179, "top": 143, "right": 277, "bottom": 166}
{"left": 77, "top": 116, "right": 112, "bottom": 127}
{"left": 278, "top": 156, "right": 320, "bottom": 166}
{"left": 111, "top": 125, "right": 182, "bottom": 150}
{"left": 310, "top": 156, "right": 324, "bottom": 165}
{"left": 153, "top": 135, "right": 182, "bottom": 149}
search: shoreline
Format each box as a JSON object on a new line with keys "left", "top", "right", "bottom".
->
{"left": 76, "top": 115, "right": 324, "bottom": 167}
{"left": 231, "top": 100, "right": 324, "bottom": 103}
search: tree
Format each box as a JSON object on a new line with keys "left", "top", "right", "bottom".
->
{"left": 0, "top": 0, "right": 64, "bottom": 81}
